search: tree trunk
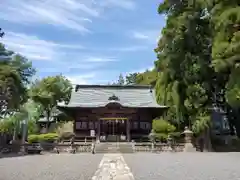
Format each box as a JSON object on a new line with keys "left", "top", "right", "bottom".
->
{"left": 46, "top": 109, "right": 51, "bottom": 133}
{"left": 203, "top": 127, "right": 212, "bottom": 152}
{"left": 13, "top": 121, "right": 19, "bottom": 140}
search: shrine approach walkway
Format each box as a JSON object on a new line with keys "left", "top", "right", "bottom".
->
{"left": 0, "top": 152, "right": 240, "bottom": 180}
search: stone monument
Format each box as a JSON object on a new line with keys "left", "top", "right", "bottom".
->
{"left": 167, "top": 135, "right": 173, "bottom": 152}
{"left": 183, "top": 126, "right": 196, "bottom": 152}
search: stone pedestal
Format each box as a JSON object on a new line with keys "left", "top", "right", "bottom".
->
{"left": 68, "top": 147, "right": 76, "bottom": 154}
{"left": 18, "top": 145, "right": 27, "bottom": 155}
{"left": 183, "top": 127, "right": 196, "bottom": 152}
{"left": 131, "top": 140, "right": 136, "bottom": 152}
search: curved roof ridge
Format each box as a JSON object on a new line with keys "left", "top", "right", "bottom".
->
{"left": 74, "top": 84, "right": 152, "bottom": 92}
{"left": 58, "top": 85, "right": 167, "bottom": 108}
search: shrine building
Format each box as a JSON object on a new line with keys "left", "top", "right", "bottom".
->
{"left": 58, "top": 85, "right": 168, "bottom": 142}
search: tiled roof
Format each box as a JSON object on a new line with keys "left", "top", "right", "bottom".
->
{"left": 58, "top": 85, "right": 166, "bottom": 108}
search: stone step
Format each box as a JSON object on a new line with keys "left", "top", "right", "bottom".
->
{"left": 95, "top": 143, "right": 134, "bottom": 153}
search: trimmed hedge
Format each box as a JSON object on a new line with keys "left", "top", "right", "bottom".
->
{"left": 28, "top": 133, "right": 59, "bottom": 143}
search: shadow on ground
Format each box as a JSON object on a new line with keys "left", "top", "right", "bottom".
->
{"left": 0, "top": 153, "right": 43, "bottom": 159}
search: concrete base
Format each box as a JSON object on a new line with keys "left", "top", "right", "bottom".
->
{"left": 166, "top": 146, "right": 173, "bottom": 152}
{"left": 183, "top": 143, "right": 196, "bottom": 152}
{"left": 67, "top": 147, "right": 76, "bottom": 154}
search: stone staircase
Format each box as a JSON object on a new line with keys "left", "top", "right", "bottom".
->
{"left": 94, "top": 143, "right": 134, "bottom": 153}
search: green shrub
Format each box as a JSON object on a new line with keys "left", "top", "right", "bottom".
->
{"left": 150, "top": 119, "right": 178, "bottom": 142}
{"left": 39, "top": 133, "right": 59, "bottom": 142}
{"left": 169, "top": 131, "right": 182, "bottom": 138}
{"left": 28, "top": 134, "right": 40, "bottom": 143}
{"left": 28, "top": 133, "right": 59, "bottom": 143}
{"left": 155, "top": 133, "right": 168, "bottom": 142}
{"left": 152, "top": 118, "right": 176, "bottom": 134}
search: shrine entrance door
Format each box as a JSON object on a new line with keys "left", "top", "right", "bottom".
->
{"left": 99, "top": 118, "right": 128, "bottom": 142}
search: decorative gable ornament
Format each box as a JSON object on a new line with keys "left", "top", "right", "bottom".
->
{"left": 108, "top": 94, "right": 120, "bottom": 101}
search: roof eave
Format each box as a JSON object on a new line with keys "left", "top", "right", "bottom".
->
{"left": 57, "top": 104, "right": 168, "bottom": 109}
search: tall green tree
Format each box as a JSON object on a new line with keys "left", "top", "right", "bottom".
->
{"left": 0, "top": 28, "right": 4, "bottom": 38}
{"left": 135, "top": 69, "right": 158, "bottom": 86}
{"left": 155, "top": 0, "right": 214, "bottom": 141}
{"left": 117, "top": 73, "right": 125, "bottom": 85}
{"left": 30, "top": 75, "right": 72, "bottom": 131}
{"left": 125, "top": 73, "right": 139, "bottom": 85}
{"left": 210, "top": 0, "right": 240, "bottom": 136}
{"left": 0, "top": 43, "right": 35, "bottom": 117}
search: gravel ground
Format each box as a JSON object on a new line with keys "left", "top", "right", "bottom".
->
{"left": 0, "top": 153, "right": 103, "bottom": 180}
{"left": 124, "top": 152, "right": 240, "bottom": 180}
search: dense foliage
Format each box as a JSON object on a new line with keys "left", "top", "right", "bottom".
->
{"left": 1, "top": 1, "right": 239, "bottom": 146}
{"left": 28, "top": 133, "right": 58, "bottom": 143}
{"left": 29, "top": 75, "right": 72, "bottom": 131}
{"left": 154, "top": 0, "right": 240, "bottom": 137}
{"left": 154, "top": 0, "right": 214, "bottom": 134}
{"left": 119, "top": 1, "right": 239, "bottom": 145}
{"left": 152, "top": 118, "right": 177, "bottom": 141}
{"left": 0, "top": 28, "right": 4, "bottom": 38}
{"left": 0, "top": 44, "right": 35, "bottom": 117}
{"left": 0, "top": 35, "right": 72, "bottom": 139}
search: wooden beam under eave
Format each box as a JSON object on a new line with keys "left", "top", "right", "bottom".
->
{"left": 91, "top": 107, "right": 137, "bottom": 115}
{"left": 99, "top": 117, "right": 128, "bottom": 120}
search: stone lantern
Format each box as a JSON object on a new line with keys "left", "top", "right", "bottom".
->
{"left": 149, "top": 129, "right": 156, "bottom": 152}
{"left": 167, "top": 134, "right": 173, "bottom": 145}
{"left": 183, "top": 126, "right": 196, "bottom": 152}
{"left": 149, "top": 129, "right": 156, "bottom": 143}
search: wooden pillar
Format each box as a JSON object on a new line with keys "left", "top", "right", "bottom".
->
{"left": 126, "top": 118, "right": 130, "bottom": 142}
{"left": 73, "top": 111, "right": 77, "bottom": 135}
{"left": 97, "top": 118, "right": 100, "bottom": 142}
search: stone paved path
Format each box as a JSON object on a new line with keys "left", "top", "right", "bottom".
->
{"left": 91, "top": 154, "right": 134, "bottom": 180}
{"left": 1, "top": 152, "right": 240, "bottom": 180}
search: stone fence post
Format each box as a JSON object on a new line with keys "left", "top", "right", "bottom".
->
{"left": 131, "top": 140, "right": 135, "bottom": 152}
{"left": 183, "top": 126, "right": 196, "bottom": 152}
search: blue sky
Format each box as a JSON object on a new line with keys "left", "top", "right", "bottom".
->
{"left": 0, "top": 0, "right": 165, "bottom": 84}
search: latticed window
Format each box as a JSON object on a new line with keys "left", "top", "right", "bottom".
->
{"left": 140, "top": 122, "right": 151, "bottom": 130}
{"left": 76, "top": 121, "right": 87, "bottom": 129}
{"left": 145, "top": 122, "right": 151, "bottom": 130}
{"left": 133, "top": 122, "right": 138, "bottom": 129}
{"left": 88, "top": 122, "right": 95, "bottom": 129}
{"left": 82, "top": 122, "right": 87, "bottom": 129}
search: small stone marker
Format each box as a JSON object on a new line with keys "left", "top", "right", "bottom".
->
{"left": 90, "top": 129, "right": 95, "bottom": 137}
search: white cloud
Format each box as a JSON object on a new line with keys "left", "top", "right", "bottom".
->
{"left": 110, "top": 45, "right": 147, "bottom": 52}
{"left": 131, "top": 30, "right": 161, "bottom": 43}
{"left": 0, "top": 0, "right": 136, "bottom": 33}
{"left": 136, "top": 66, "right": 154, "bottom": 73}
{"left": 84, "top": 57, "right": 117, "bottom": 62}
{"left": 101, "top": 0, "right": 136, "bottom": 10}
{"left": 65, "top": 73, "right": 96, "bottom": 85}
{"left": 132, "top": 32, "right": 149, "bottom": 40}
{"left": 125, "top": 66, "right": 154, "bottom": 76}
{"left": 0, "top": 0, "right": 100, "bottom": 33}
{"left": 2, "top": 31, "right": 83, "bottom": 61}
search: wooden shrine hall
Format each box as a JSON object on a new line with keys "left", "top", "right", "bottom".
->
{"left": 58, "top": 85, "right": 168, "bottom": 142}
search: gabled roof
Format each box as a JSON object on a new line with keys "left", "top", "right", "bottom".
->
{"left": 58, "top": 84, "right": 167, "bottom": 108}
